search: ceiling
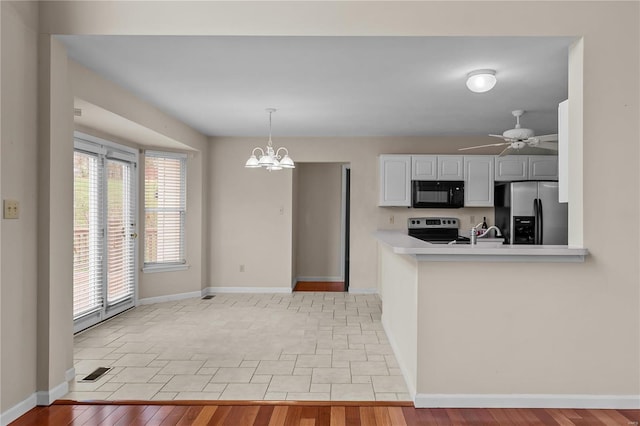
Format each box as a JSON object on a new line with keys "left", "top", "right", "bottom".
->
{"left": 59, "top": 35, "right": 572, "bottom": 138}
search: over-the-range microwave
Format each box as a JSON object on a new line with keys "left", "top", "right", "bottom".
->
{"left": 412, "top": 180, "right": 464, "bottom": 208}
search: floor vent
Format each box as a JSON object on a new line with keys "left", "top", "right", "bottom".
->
{"left": 80, "top": 367, "right": 111, "bottom": 382}
{"left": 202, "top": 295, "right": 215, "bottom": 300}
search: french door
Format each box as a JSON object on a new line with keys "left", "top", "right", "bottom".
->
{"left": 73, "top": 136, "right": 138, "bottom": 333}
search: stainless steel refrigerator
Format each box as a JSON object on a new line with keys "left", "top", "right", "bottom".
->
{"left": 494, "top": 181, "right": 568, "bottom": 245}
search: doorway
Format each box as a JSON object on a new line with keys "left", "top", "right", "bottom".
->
{"left": 73, "top": 134, "right": 138, "bottom": 332}
{"left": 292, "top": 163, "right": 350, "bottom": 292}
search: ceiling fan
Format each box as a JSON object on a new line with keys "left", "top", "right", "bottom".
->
{"left": 459, "top": 109, "right": 558, "bottom": 157}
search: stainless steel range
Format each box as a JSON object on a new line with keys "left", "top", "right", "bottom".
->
{"left": 407, "top": 217, "right": 471, "bottom": 244}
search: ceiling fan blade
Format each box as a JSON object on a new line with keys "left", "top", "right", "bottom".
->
{"left": 458, "top": 142, "right": 509, "bottom": 151}
{"left": 498, "top": 147, "right": 515, "bottom": 157}
{"left": 536, "top": 141, "right": 558, "bottom": 151}
{"left": 534, "top": 134, "right": 558, "bottom": 142}
{"left": 488, "top": 134, "right": 506, "bottom": 139}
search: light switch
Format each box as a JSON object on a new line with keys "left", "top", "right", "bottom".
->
{"left": 4, "top": 199, "right": 19, "bottom": 219}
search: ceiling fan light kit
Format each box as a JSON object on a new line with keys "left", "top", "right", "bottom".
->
{"left": 245, "top": 108, "right": 295, "bottom": 171}
{"left": 466, "top": 69, "right": 497, "bottom": 93}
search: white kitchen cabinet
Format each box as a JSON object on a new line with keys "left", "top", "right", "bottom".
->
{"left": 464, "top": 156, "right": 494, "bottom": 207}
{"left": 528, "top": 155, "right": 558, "bottom": 180}
{"left": 411, "top": 155, "right": 437, "bottom": 180}
{"left": 438, "top": 155, "right": 464, "bottom": 180}
{"left": 379, "top": 155, "right": 411, "bottom": 206}
{"left": 495, "top": 156, "right": 528, "bottom": 181}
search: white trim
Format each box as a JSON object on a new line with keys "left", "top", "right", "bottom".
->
{"left": 35, "top": 381, "right": 69, "bottom": 406}
{"left": 204, "top": 286, "right": 292, "bottom": 294}
{"left": 414, "top": 393, "right": 640, "bottom": 409}
{"left": 295, "top": 276, "right": 343, "bottom": 283}
{"left": 347, "top": 288, "right": 378, "bottom": 294}
{"left": 65, "top": 367, "right": 76, "bottom": 383}
{"left": 1, "top": 393, "right": 37, "bottom": 426}
{"left": 382, "top": 315, "right": 416, "bottom": 399}
{"left": 75, "top": 131, "right": 138, "bottom": 156}
{"left": 142, "top": 264, "right": 190, "bottom": 274}
{"left": 137, "top": 290, "right": 202, "bottom": 305}
{"left": 145, "top": 150, "right": 188, "bottom": 160}
{"left": 340, "top": 164, "right": 350, "bottom": 281}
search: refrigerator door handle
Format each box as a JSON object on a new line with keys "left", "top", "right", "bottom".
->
{"left": 538, "top": 198, "right": 543, "bottom": 245}
{"left": 533, "top": 198, "right": 539, "bottom": 245}
{"left": 534, "top": 198, "right": 537, "bottom": 244}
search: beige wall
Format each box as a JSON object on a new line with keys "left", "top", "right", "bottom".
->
{"left": 416, "top": 259, "right": 639, "bottom": 395}
{"left": 1, "top": 0, "right": 39, "bottom": 411}
{"left": 36, "top": 32, "right": 75, "bottom": 398}
{"left": 210, "top": 136, "right": 498, "bottom": 291}
{"left": 379, "top": 244, "right": 417, "bottom": 396}
{"left": 0, "top": 0, "right": 638, "bottom": 417}
{"left": 69, "top": 61, "right": 210, "bottom": 301}
{"left": 294, "top": 163, "right": 343, "bottom": 281}
{"left": 209, "top": 138, "right": 293, "bottom": 289}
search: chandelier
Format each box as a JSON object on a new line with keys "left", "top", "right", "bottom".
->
{"left": 245, "top": 108, "right": 295, "bottom": 171}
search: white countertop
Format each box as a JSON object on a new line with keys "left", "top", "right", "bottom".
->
{"left": 374, "top": 230, "right": 588, "bottom": 262}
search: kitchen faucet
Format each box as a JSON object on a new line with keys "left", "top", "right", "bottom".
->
{"left": 470, "top": 222, "right": 503, "bottom": 245}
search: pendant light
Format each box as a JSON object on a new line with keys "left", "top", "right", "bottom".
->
{"left": 245, "top": 108, "right": 295, "bottom": 171}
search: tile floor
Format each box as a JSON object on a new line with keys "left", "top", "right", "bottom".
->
{"left": 66, "top": 292, "right": 410, "bottom": 402}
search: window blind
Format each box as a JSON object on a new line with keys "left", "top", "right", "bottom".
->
{"left": 144, "top": 151, "right": 187, "bottom": 266}
{"left": 73, "top": 150, "right": 104, "bottom": 319}
{"left": 106, "top": 159, "right": 136, "bottom": 304}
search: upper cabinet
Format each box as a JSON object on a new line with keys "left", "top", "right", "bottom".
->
{"left": 464, "top": 156, "right": 494, "bottom": 207}
{"left": 379, "top": 153, "right": 557, "bottom": 208}
{"left": 495, "top": 156, "right": 528, "bottom": 181}
{"left": 379, "top": 155, "right": 411, "bottom": 207}
{"left": 528, "top": 155, "right": 558, "bottom": 180}
{"left": 411, "top": 155, "right": 463, "bottom": 180}
{"left": 438, "top": 155, "right": 464, "bottom": 180}
{"left": 495, "top": 155, "right": 558, "bottom": 181}
{"left": 411, "top": 155, "right": 437, "bottom": 180}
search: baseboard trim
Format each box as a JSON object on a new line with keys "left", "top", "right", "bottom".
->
{"left": 381, "top": 315, "right": 416, "bottom": 399}
{"left": 138, "top": 290, "right": 201, "bottom": 305}
{"left": 65, "top": 367, "right": 76, "bottom": 383}
{"left": 295, "top": 276, "right": 343, "bottom": 283}
{"left": 204, "top": 287, "right": 292, "bottom": 294}
{"left": 414, "top": 393, "right": 640, "bottom": 409}
{"left": 36, "top": 380, "right": 69, "bottom": 406}
{"left": 1, "top": 393, "right": 37, "bottom": 426}
{"left": 347, "top": 288, "right": 378, "bottom": 294}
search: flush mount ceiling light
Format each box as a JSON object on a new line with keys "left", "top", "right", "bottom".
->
{"left": 466, "top": 69, "right": 497, "bottom": 93}
{"left": 245, "top": 108, "right": 295, "bottom": 171}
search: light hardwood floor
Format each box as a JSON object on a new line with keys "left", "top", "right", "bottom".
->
{"left": 11, "top": 401, "right": 640, "bottom": 425}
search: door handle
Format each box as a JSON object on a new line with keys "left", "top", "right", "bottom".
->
{"left": 538, "top": 199, "right": 543, "bottom": 245}
{"left": 532, "top": 199, "right": 536, "bottom": 244}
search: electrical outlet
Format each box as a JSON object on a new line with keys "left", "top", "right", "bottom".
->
{"left": 470, "top": 215, "right": 476, "bottom": 224}
{"left": 239, "top": 264, "right": 245, "bottom": 272}
{"left": 389, "top": 215, "right": 395, "bottom": 224}
{"left": 3, "top": 200, "right": 19, "bottom": 219}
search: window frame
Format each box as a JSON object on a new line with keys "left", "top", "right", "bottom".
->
{"left": 143, "top": 150, "right": 188, "bottom": 273}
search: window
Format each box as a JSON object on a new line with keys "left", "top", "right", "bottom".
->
{"left": 144, "top": 151, "right": 187, "bottom": 269}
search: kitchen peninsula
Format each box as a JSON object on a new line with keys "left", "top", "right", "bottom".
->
{"left": 375, "top": 230, "right": 588, "bottom": 262}
{"left": 374, "top": 230, "right": 589, "bottom": 408}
